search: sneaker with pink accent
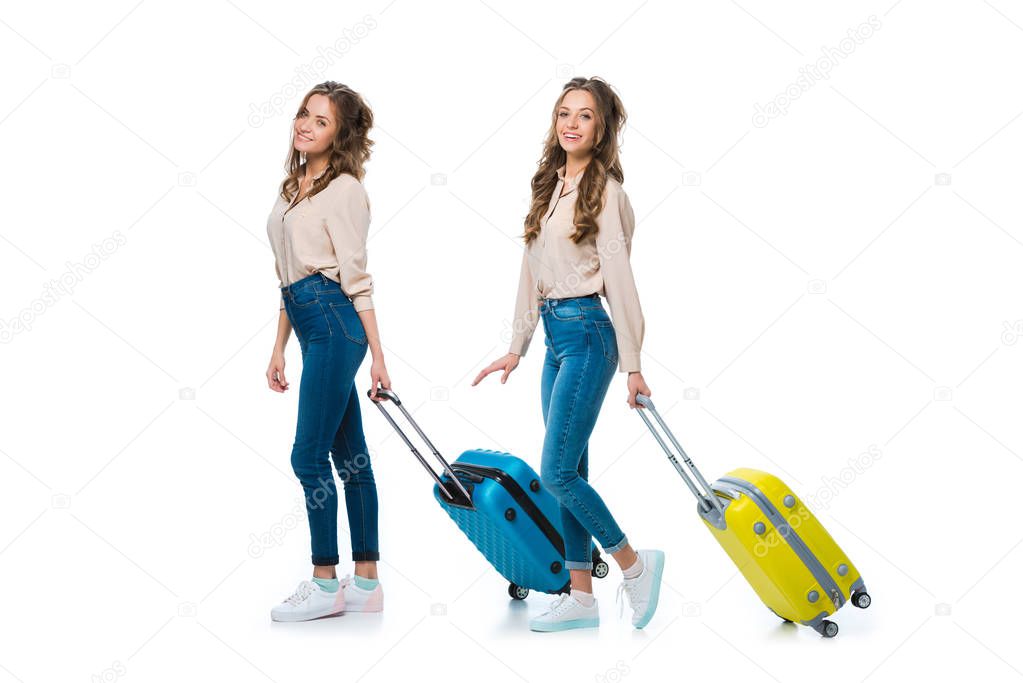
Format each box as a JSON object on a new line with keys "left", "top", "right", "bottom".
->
{"left": 340, "top": 575, "right": 383, "bottom": 612}
{"left": 270, "top": 580, "right": 345, "bottom": 622}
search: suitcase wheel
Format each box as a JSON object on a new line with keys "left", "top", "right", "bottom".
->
{"left": 852, "top": 591, "right": 872, "bottom": 609}
{"left": 508, "top": 583, "right": 530, "bottom": 600}
{"left": 592, "top": 560, "right": 610, "bottom": 579}
{"left": 817, "top": 620, "right": 839, "bottom": 638}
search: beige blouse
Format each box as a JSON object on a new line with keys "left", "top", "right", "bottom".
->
{"left": 508, "top": 165, "right": 645, "bottom": 373}
{"left": 266, "top": 171, "right": 374, "bottom": 312}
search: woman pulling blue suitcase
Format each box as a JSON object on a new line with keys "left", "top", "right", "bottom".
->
{"left": 473, "top": 76, "right": 666, "bottom": 632}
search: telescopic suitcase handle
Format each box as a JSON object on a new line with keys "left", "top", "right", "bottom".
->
{"left": 634, "top": 395, "right": 725, "bottom": 518}
{"left": 367, "top": 388, "right": 473, "bottom": 506}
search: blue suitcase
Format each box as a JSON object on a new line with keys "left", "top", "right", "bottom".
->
{"left": 368, "top": 389, "right": 609, "bottom": 599}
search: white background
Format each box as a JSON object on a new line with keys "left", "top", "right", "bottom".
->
{"left": 2, "top": 0, "right": 1022, "bottom": 681}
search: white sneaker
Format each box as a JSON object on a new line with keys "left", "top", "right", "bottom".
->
{"left": 340, "top": 575, "right": 383, "bottom": 612}
{"left": 270, "top": 580, "right": 345, "bottom": 622}
{"left": 617, "top": 549, "right": 665, "bottom": 629}
{"left": 529, "top": 594, "right": 600, "bottom": 632}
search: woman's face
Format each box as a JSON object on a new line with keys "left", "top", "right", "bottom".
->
{"left": 293, "top": 94, "right": 337, "bottom": 156}
{"left": 556, "top": 89, "right": 598, "bottom": 157}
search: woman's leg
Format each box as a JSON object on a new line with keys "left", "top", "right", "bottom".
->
{"left": 291, "top": 342, "right": 342, "bottom": 573}
{"left": 290, "top": 325, "right": 368, "bottom": 576}
{"left": 330, "top": 381, "right": 379, "bottom": 578}
{"left": 542, "top": 342, "right": 593, "bottom": 593}
{"left": 539, "top": 322, "right": 626, "bottom": 588}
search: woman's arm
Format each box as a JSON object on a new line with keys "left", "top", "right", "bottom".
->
{"left": 323, "top": 177, "right": 391, "bottom": 399}
{"left": 266, "top": 308, "right": 293, "bottom": 393}
{"left": 596, "top": 185, "right": 651, "bottom": 408}
{"left": 358, "top": 308, "right": 391, "bottom": 401}
{"left": 325, "top": 177, "right": 374, "bottom": 313}
{"left": 508, "top": 247, "right": 541, "bottom": 357}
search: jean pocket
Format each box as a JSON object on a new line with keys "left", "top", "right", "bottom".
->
{"left": 289, "top": 300, "right": 332, "bottom": 343}
{"left": 290, "top": 287, "right": 320, "bottom": 308}
{"left": 329, "top": 302, "right": 367, "bottom": 344}
{"left": 551, "top": 302, "right": 584, "bottom": 321}
{"left": 593, "top": 319, "right": 618, "bottom": 366}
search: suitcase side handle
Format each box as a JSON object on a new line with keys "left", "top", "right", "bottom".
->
{"left": 634, "top": 395, "right": 725, "bottom": 518}
{"left": 367, "top": 388, "right": 473, "bottom": 507}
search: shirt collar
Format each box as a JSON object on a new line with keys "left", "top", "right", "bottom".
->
{"left": 556, "top": 164, "right": 586, "bottom": 193}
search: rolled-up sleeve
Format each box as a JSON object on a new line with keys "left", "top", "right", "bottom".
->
{"left": 325, "top": 179, "right": 374, "bottom": 312}
{"left": 508, "top": 246, "right": 540, "bottom": 356}
{"left": 597, "top": 185, "right": 644, "bottom": 373}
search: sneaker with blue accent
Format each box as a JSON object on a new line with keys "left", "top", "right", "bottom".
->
{"left": 529, "top": 594, "right": 599, "bottom": 632}
{"left": 617, "top": 549, "right": 665, "bottom": 629}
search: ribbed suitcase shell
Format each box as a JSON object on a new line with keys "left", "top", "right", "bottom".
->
{"left": 433, "top": 449, "right": 571, "bottom": 594}
{"left": 703, "top": 467, "right": 865, "bottom": 630}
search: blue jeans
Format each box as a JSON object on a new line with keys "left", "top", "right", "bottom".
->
{"left": 539, "top": 294, "right": 629, "bottom": 570}
{"left": 282, "top": 272, "right": 379, "bottom": 566}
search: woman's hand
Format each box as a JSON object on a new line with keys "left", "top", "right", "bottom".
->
{"left": 266, "top": 351, "right": 289, "bottom": 393}
{"left": 368, "top": 357, "right": 391, "bottom": 401}
{"left": 627, "top": 371, "right": 650, "bottom": 408}
{"left": 472, "top": 353, "right": 520, "bottom": 386}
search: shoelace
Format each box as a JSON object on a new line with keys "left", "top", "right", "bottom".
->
{"left": 283, "top": 580, "right": 316, "bottom": 606}
{"left": 616, "top": 579, "right": 639, "bottom": 619}
{"left": 545, "top": 594, "right": 573, "bottom": 617}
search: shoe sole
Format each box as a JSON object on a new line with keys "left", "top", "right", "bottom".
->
{"left": 633, "top": 550, "right": 665, "bottom": 629}
{"left": 270, "top": 603, "right": 346, "bottom": 622}
{"left": 342, "top": 605, "right": 383, "bottom": 613}
{"left": 530, "top": 617, "right": 599, "bottom": 632}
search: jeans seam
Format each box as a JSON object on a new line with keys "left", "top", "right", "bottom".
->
{"left": 562, "top": 484, "right": 610, "bottom": 558}
{"left": 317, "top": 300, "right": 333, "bottom": 337}
{"left": 593, "top": 319, "right": 618, "bottom": 365}
{"left": 345, "top": 431, "right": 371, "bottom": 558}
{"left": 563, "top": 477, "right": 612, "bottom": 546}
{"left": 312, "top": 345, "right": 336, "bottom": 561}
{"left": 603, "top": 535, "right": 629, "bottom": 554}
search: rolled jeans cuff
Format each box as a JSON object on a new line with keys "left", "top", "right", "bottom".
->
{"left": 312, "top": 554, "right": 340, "bottom": 567}
{"left": 565, "top": 560, "right": 594, "bottom": 570}
{"left": 353, "top": 551, "right": 379, "bottom": 561}
{"left": 603, "top": 535, "right": 629, "bottom": 555}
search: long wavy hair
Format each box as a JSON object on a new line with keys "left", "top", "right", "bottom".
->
{"left": 523, "top": 77, "right": 627, "bottom": 244}
{"left": 279, "top": 81, "right": 374, "bottom": 207}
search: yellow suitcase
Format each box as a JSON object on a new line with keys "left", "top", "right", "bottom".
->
{"left": 636, "top": 396, "right": 871, "bottom": 637}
